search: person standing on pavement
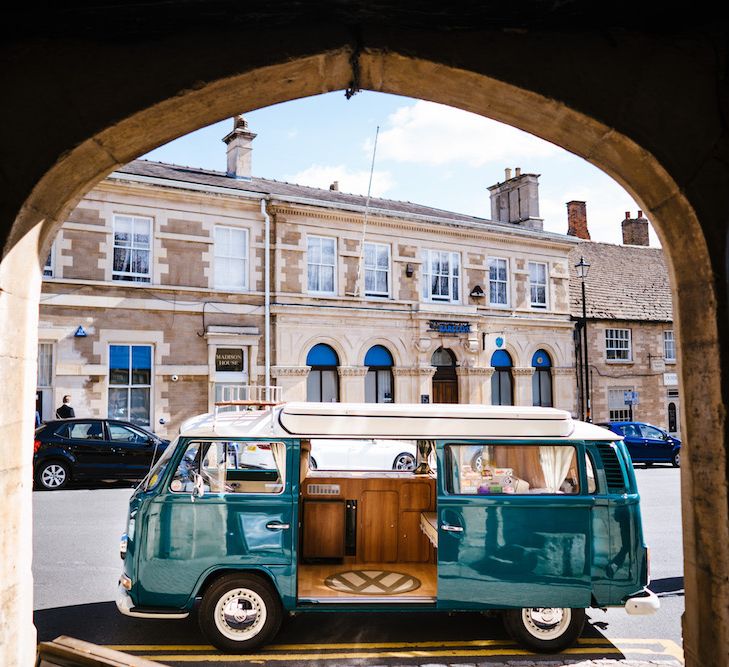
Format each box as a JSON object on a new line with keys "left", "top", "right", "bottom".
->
{"left": 55, "top": 395, "right": 75, "bottom": 419}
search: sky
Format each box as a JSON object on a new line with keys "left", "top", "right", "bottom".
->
{"left": 144, "top": 91, "right": 655, "bottom": 246}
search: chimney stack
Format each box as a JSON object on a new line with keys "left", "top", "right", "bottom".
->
{"left": 488, "top": 168, "right": 543, "bottom": 231}
{"left": 329, "top": 181, "right": 339, "bottom": 191}
{"left": 622, "top": 210, "right": 649, "bottom": 246}
{"left": 566, "top": 201, "right": 590, "bottom": 240}
{"left": 222, "top": 115, "right": 257, "bottom": 179}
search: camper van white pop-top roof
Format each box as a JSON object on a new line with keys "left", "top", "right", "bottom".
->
{"left": 179, "top": 402, "right": 619, "bottom": 441}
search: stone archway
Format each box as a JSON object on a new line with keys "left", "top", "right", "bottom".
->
{"left": 2, "top": 18, "right": 728, "bottom": 666}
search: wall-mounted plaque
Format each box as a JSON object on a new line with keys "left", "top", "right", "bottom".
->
{"left": 215, "top": 348, "right": 244, "bottom": 372}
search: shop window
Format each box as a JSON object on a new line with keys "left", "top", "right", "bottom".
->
{"left": 422, "top": 249, "right": 460, "bottom": 303}
{"left": 364, "top": 344, "right": 394, "bottom": 403}
{"left": 490, "top": 349, "right": 513, "bottom": 406}
{"left": 531, "top": 349, "right": 553, "bottom": 407}
{"left": 109, "top": 344, "right": 152, "bottom": 426}
{"left": 306, "top": 344, "right": 339, "bottom": 402}
{"left": 364, "top": 242, "right": 390, "bottom": 297}
{"left": 112, "top": 215, "right": 152, "bottom": 283}
{"left": 214, "top": 225, "right": 249, "bottom": 290}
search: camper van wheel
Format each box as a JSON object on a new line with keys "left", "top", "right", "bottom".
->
{"left": 199, "top": 573, "right": 282, "bottom": 653}
{"left": 503, "top": 607, "right": 585, "bottom": 653}
{"left": 392, "top": 452, "right": 416, "bottom": 471}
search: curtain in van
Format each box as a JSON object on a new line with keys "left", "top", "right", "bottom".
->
{"left": 271, "top": 442, "right": 287, "bottom": 487}
{"left": 539, "top": 445, "right": 575, "bottom": 493}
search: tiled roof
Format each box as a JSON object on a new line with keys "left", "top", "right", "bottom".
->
{"left": 568, "top": 242, "right": 673, "bottom": 322}
{"left": 113, "top": 160, "right": 574, "bottom": 242}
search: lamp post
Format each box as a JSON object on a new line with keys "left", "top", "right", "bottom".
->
{"left": 575, "top": 256, "right": 591, "bottom": 422}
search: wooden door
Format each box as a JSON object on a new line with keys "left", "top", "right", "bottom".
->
{"left": 433, "top": 380, "right": 458, "bottom": 404}
{"left": 360, "top": 490, "right": 398, "bottom": 562}
{"left": 303, "top": 500, "right": 345, "bottom": 559}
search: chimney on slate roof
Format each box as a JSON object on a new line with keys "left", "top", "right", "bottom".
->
{"left": 487, "top": 168, "right": 543, "bottom": 231}
{"left": 622, "top": 210, "right": 649, "bottom": 246}
{"left": 566, "top": 201, "right": 590, "bottom": 240}
{"left": 223, "top": 115, "right": 257, "bottom": 179}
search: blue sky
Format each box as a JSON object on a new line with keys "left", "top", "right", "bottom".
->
{"left": 144, "top": 91, "right": 653, "bottom": 246}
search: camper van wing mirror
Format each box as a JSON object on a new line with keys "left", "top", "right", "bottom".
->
{"left": 414, "top": 439, "right": 435, "bottom": 475}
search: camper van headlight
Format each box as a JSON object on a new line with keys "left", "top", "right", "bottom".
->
{"left": 120, "top": 533, "right": 128, "bottom": 560}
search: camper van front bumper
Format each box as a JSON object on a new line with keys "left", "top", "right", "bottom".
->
{"left": 116, "top": 582, "right": 190, "bottom": 620}
{"left": 624, "top": 588, "right": 660, "bottom": 615}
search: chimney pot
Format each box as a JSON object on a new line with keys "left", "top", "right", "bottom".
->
{"left": 222, "top": 115, "right": 257, "bottom": 179}
{"left": 504, "top": 168, "right": 512, "bottom": 181}
{"left": 329, "top": 181, "right": 339, "bottom": 191}
{"left": 625, "top": 211, "right": 630, "bottom": 219}
{"left": 515, "top": 167, "right": 522, "bottom": 177}
{"left": 637, "top": 209, "right": 643, "bottom": 218}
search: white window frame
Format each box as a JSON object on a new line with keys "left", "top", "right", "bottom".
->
{"left": 528, "top": 261, "right": 548, "bottom": 309}
{"left": 112, "top": 214, "right": 152, "bottom": 283}
{"left": 663, "top": 330, "right": 676, "bottom": 362}
{"left": 605, "top": 328, "right": 632, "bottom": 362}
{"left": 43, "top": 243, "right": 55, "bottom": 278}
{"left": 608, "top": 386, "right": 634, "bottom": 421}
{"left": 307, "top": 235, "right": 337, "bottom": 295}
{"left": 108, "top": 343, "right": 153, "bottom": 427}
{"left": 488, "top": 256, "right": 509, "bottom": 307}
{"left": 364, "top": 242, "right": 391, "bottom": 298}
{"left": 422, "top": 249, "right": 461, "bottom": 303}
{"left": 214, "top": 225, "right": 250, "bottom": 291}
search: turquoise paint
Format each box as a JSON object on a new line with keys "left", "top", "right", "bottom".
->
{"left": 122, "top": 436, "right": 648, "bottom": 616}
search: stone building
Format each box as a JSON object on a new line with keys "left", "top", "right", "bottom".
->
{"left": 37, "top": 118, "right": 579, "bottom": 437}
{"left": 567, "top": 204, "right": 679, "bottom": 434}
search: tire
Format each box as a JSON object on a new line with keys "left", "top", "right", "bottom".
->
{"left": 503, "top": 607, "right": 585, "bottom": 653}
{"left": 35, "top": 460, "right": 71, "bottom": 490}
{"left": 672, "top": 451, "right": 681, "bottom": 468}
{"left": 392, "top": 452, "right": 416, "bottom": 471}
{"left": 471, "top": 453, "right": 483, "bottom": 472}
{"left": 198, "top": 573, "right": 283, "bottom": 653}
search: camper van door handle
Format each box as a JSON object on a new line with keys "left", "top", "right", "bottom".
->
{"left": 266, "top": 521, "right": 290, "bottom": 530}
{"left": 441, "top": 523, "right": 464, "bottom": 533}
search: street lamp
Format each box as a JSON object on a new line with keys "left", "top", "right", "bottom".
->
{"left": 575, "top": 256, "right": 591, "bottom": 422}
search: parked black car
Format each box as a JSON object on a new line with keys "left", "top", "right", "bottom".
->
{"left": 34, "top": 418, "right": 170, "bottom": 490}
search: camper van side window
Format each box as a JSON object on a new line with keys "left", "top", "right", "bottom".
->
{"left": 445, "top": 444, "right": 580, "bottom": 495}
{"left": 169, "top": 440, "right": 286, "bottom": 494}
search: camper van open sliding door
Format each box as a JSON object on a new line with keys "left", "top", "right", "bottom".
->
{"left": 436, "top": 442, "right": 593, "bottom": 610}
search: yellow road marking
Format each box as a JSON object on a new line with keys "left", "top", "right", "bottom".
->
{"left": 141, "top": 647, "right": 625, "bottom": 662}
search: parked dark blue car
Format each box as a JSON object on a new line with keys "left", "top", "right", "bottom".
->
{"left": 34, "top": 418, "right": 169, "bottom": 490}
{"left": 600, "top": 421, "right": 681, "bottom": 467}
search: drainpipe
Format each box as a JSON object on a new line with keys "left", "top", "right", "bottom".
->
{"left": 261, "top": 198, "right": 271, "bottom": 400}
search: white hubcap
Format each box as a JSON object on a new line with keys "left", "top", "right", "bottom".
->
{"left": 214, "top": 588, "right": 267, "bottom": 641}
{"left": 41, "top": 465, "right": 66, "bottom": 488}
{"left": 521, "top": 607, "right": 571, "bottom": 640}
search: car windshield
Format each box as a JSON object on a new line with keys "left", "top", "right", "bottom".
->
{"left": 139, "top": 437, "right": 178, "bottom": 491}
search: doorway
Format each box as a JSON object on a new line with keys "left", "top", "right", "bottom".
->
{"left": 431, "top": 348, "right": 458, "bottom": 404}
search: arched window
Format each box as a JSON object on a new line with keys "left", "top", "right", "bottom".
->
{"left": 306, "top": 344, "right": 339, "bottom": 402}
{"left": 431, "top": 347, "right": 458, "bottom": 403}
{"left": 532, "top": 349, "right": 553, "bottom": 407}
{"left": 364, "top": 345, "right": 394, "bottom": 403}
{"left": 490, "top": 349, "right": 513, "bottom": 406}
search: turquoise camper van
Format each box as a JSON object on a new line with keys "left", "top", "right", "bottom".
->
{"left": 116, "top": 401, "right": 658, "bottom": 653}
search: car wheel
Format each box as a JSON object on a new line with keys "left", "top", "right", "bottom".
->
{"left": 503, "top": 607, "right": 585, "bottom": 653}
{"left": 471, "top": 453, "right": 483, "bottom": 472}
{"left": 35, "top": 460, "right": 70, "bottom": 491}
{"left": 672, "top": 451, "right": 681, "bottom": 468}
{"left": 392, "top": 452, "right": 416, "bottom": 471}
{"left": 199, "top": 573, "right": 282, "bottom": 653}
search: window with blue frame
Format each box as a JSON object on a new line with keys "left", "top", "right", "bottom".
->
{"left": 490, "top": 349, "right": 513, "bottom": 406}
{"left": 364, "top": 344, "right": 394, "bottom": 403}
{"left": 109, "top": 344, "right": 152, "bottom": 425}
{"left": 306, "top": 343, "right": 339, "bottom": 402}
{"left": 531, "top": 349, "right": 553, "bottom": 407}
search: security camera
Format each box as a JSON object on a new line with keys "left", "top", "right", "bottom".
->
{"left": 159, "top": 417, "right": 168, "bottom": 425}
{"left": 171, "top": 374, "right": 179, "bottom": 382}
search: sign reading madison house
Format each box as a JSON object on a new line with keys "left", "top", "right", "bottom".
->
{"left": 428, "top": 320, "right": 471, "bottom": 335}
{"left": 215, "top": 348, "right": 244, "bottom": 372}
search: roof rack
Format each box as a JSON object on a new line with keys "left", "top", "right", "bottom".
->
{"left": 213, "top": 385, "right": 284, "bottom": 419}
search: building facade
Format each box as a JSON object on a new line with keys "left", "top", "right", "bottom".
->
{"left": 38, "top": 118, "right": 579, "bottom": 437}
{"left": 568, "top": 206, "right": 680, "bottom": 435}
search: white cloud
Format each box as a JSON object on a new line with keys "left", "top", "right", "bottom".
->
{"left": 286, "top": 164, "right": 395, "bottom": 198}
{"left": 368, "top": 100, "right": 560, "bottom": 167}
